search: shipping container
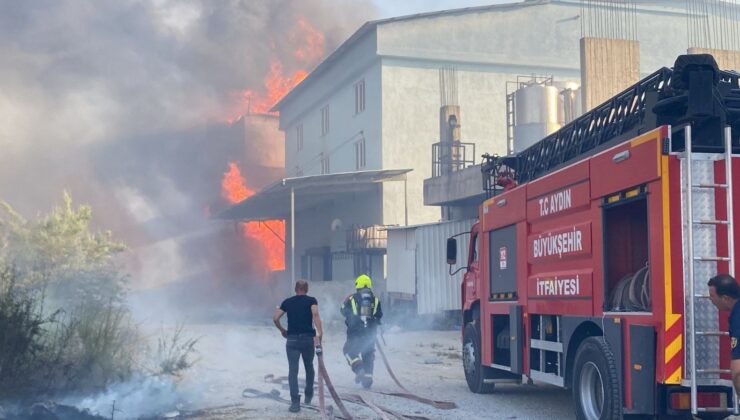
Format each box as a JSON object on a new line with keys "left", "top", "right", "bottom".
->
{"left": 387, "top": 218, "right": 476, "bottom": 314}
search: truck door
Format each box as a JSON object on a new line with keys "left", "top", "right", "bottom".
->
{"left": 488, "top": 224, "right": 523, "bottom": 374}
{"left": 463, "top": 229, "right": 480, "bottom": 305}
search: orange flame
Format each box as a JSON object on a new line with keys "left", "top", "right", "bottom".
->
{"left": 292, "top": 17, "right": 325, "bottom": 63}
{"left": 221, "top": 162, "right": 285, "bottom": 272}
{"left": 225, "top": 17, "right": 324, "bottom": 123}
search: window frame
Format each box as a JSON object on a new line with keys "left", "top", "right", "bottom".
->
{"left": 354, "top": 138, "right": 366, "bottom": 170}
{"left": 296, "top": 124, "right": 303, "bottom": 152}
{"left": 354, "top": 79, "right": 365, "bottom": 115}
{"left": 321, "top": 105, "right": 330, "bottom": 136}
{"left": 321, "top": 153, "right": 331, "bottom": 174}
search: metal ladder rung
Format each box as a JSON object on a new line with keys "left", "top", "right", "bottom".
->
{"left": 694, "top": 256, "right": 732, "bottom": 262}
{"left": 697, "top": 368, "right": 732, "bottom": 374}
{"left": 692, "top": 183, "right": 728, "bottom": 189}
{"left": 697, "top": 407, "right": 736, "bottom": 413}
{"left": 693, "top": 219, "right": 730, "bottom": 225}
{"left": 696, "top": 331, "right": 729, "bottom": 337}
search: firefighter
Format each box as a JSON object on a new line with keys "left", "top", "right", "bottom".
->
{"left": 707, "top": 274, "right": 740, "bottom": 397}
{"left": 341, "top": 274, "right": 383, "bottom": 388}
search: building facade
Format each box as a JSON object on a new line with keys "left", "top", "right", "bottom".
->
{"left": 272, "top": 0, "right": 732, "bottom": 285}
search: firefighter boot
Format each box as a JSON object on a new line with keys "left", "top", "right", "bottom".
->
{"left": 347, "top": 355, "right": 365, "bottom": 383}
{"left": 361, "top": 373, "right": 373, "bottom": 389}
{"left": 289, "top": 398, "right": 300, "bottom": 413}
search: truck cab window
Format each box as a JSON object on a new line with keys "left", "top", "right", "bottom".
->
{"left": 470, "top": 234, "right": 478, "bottom": 263}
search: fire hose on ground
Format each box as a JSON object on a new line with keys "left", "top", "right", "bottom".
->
{"left": 247, "top": 338, "right": 457, "bottom": 419}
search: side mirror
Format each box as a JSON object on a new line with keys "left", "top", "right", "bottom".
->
{"left": 446, "top": 237, "right": 457, "bottom": 265}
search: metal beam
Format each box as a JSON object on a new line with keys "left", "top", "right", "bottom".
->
{"left": 290, "top": 186, "right": 296, "bottom": 290}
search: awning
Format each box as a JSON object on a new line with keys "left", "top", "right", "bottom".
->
{"left": 216, "top": 169, "right": 412, "bottom": 287}
{"left": 216, "top": 169, "right": 413, "bottom": 221}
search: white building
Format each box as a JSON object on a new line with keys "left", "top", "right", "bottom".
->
{"left": 231, "top": 0, "right": 732, "bottom": 287}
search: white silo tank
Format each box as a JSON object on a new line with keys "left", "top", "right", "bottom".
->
{"left": 512, "top": 83, "right": 562, "bottom": 153}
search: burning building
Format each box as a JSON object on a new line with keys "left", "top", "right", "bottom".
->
{"left": 219, "top": 0, "right": 740, "bottom": 295}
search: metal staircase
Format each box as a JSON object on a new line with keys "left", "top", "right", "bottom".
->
{"left": 682, "top": 125, "right": 738, "bottom": 416}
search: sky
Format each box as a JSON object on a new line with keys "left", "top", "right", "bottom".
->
{"left": 373, "top": 0, "right": 512, "bottom": 18}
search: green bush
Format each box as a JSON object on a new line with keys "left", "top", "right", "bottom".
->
{"left": 0, "top": 268, "right": 48, "bottom": 397}
{"left": 0, "top": 194, "right": 139, "bottom": 400}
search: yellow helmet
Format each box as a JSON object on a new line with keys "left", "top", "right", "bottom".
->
{"left": 355, "top": 274, "right": 372, "bottom": 289}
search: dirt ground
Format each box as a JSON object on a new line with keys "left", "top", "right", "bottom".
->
{"left": 149, "top": 321, "right": 576, "bottom": 420}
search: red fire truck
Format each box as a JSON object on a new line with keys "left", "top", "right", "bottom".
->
{"left": 447, "top": 55, "right": 740, "bottom": 419}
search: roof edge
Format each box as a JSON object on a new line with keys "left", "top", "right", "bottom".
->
{"left": 271, "top": 0, "right": 552, "bottom": 112}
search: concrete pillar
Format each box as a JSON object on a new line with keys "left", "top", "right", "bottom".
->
{"left": 580, "top": 38, "right": 640, "bottom": 111}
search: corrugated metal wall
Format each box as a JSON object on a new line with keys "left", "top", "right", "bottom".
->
{"left": 387, "top": 218, "right": 476, "bottom": 314}
{"left": 387, "top": 228, "right": 416, "bottom": 296}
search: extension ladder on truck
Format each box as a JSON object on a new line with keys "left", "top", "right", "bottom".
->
{"left": 682, "top": 125, "right": 739, "bottom": 416}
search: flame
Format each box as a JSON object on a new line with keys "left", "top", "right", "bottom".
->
{"left": 224, "top": 17, "right": 324, "bottom": 123}
{"left": 292, "top": 17, "right": 325, "bottom": 63}
{"left": 229, "top": 61, "right": 308, "bottom": 120}
{"left": 221, "top": 162, "right": 285, "bottom": 272}
{"left": 221, "top": 162, "right": 255, "bottom": 202}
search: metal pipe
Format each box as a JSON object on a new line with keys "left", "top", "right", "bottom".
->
{"left": 404, "top": 177, "right": 409, "bottom": 226}
{"left": 290, "top": 186, "right": 296, "bottom": 290}
{"left": 726, "top": 126, "right": 738, "bottom": 415}
{"left": 686, "top": 125, "right": 698, "bottom": 415}
{"left": 725, "top": 126, "right": 735, "bottom": 278}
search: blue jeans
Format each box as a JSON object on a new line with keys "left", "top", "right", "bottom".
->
{"left": 286, "top": 334, "right": 315, "bottom": 402}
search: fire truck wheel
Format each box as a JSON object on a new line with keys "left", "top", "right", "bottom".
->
{"left": 573, "top": 337, "right": 622, "bottom": 420}
{"left": 463, "top": 322, "right": 496, "bottom": 394}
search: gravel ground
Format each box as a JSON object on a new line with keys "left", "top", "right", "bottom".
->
{"left": 157, "top": 322, "right": 575, "bottom": 420}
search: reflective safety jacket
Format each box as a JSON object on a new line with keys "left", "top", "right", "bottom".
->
{"left": 341, "top": 288, "right": 383, "bottom": 333}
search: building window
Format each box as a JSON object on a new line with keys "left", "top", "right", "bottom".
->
{"left": 321, "top": 154, "right": 330, "bottom": 174}
{"left": 354, "top": 80, "right": 365, "bottom": 114}
{"left": 321, "top": 105, "right": 330, "bottom": 136}
{"left": 296, "top": 124, "right": 303, "bottom": 151}
{"left": 354, "top": 138, "right": 366, "bottom": 170}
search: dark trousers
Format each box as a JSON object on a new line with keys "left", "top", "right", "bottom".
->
{"left": 286, "top": 334, "right": 315, "bottom": 402}
{"left": 343, "top": 331, "right": 376, "bottom": 375}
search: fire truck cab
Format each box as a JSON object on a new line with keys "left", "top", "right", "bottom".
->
{"left": 448, "top": 55, "right": 740, "bottom": 419}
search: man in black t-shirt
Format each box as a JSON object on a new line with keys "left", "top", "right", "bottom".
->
{"left": 273, "top": 280, "right": 323, "bottom": 413}
{"left": 707, "top": 274, "right": 740, "bottom": 398}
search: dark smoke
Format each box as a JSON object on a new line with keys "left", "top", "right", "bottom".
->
{"left": 0, "top": 0, "right": 376, "bottom": 315}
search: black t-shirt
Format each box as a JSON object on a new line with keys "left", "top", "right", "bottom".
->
{"left": 280, "top": 294, "right": 318, "bottom": 336}
{"left": 729, "top": 300, "right": 740, "bottom": 360}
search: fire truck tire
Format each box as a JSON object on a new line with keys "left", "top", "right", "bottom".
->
{"left": 463, "top": 322, "right": 496, "bottom": 394}
{"left": 573, "top": 337, "right": 622, "bottom": 420}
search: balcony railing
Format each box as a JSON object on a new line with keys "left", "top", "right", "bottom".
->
{"left": 431, "top": 141, "right": 476, "bottom": 177}
{"left": 346, "top": 224, "right": 390, "bottom": 253}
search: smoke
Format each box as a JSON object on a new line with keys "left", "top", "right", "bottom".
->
{"left": 62, "top": 374, "right": 188, "bottom": 419}
{"left": 0, "top": 0, "right": 376, "bottom": 309}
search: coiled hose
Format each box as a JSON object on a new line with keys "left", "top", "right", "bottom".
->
{"left": 608, "top": 263, "right": 651, "bottom": 312}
